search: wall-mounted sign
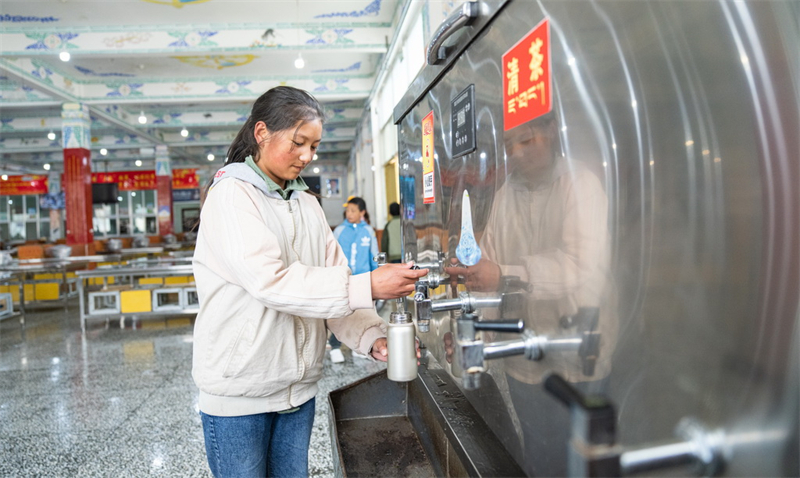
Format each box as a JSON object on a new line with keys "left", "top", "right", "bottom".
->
{"left": 422, "top": 111, "right": 435, "bottom": 204}
{"left": 91, "top": 169, "right": 199, "bottom": 191}
{"left": 451, "top": 84, "right": 476, "bottom": 158}
{"left": 0, "top": 175, "right": 48, "bottom": 195}
{"left": 92, "top": 171, "right": 156, "bottom": 191}
{"left": 503, "top": 18, "right": 552, "bottom": 131}
{"left": 172, "top": 169, "right": 199, "bottom": 189}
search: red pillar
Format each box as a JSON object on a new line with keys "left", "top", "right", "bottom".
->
{"left": 155, "top": 145, "right": 173, "bottom": 236}
{"left": 63, "top": 149, "right": 93, "bottom": 249}
{"left": 61, "top": 104, "right": 94, "bottom": 255}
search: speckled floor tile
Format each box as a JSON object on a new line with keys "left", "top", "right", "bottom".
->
{"left": 0, "top": 301, "right": 391, "bottom": 477}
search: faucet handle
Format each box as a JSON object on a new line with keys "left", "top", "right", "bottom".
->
{"left": 559, "top": 308, "right": 602, "bottom": 376}
{"left": 474, "top": 319, "right": 524, "bottom": 334}
{"left": 375, "top": 252, "right": 387, "bottom": 266}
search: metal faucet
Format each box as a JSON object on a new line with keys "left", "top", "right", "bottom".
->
{"left": 411, "top": 251, "right": 449, "bottom": 332}
{"left": 455, "top": 307, "right": 602, "bottom": 390}
{"left": 544, "top": 373, "right": 729, "bottom": 477}
{"left": 416, "top": 274, "right": 528, "bottom": 332}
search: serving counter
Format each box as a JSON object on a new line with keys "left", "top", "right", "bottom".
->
{"left": 76, "top": 261, "right": 197, "bottom": 332}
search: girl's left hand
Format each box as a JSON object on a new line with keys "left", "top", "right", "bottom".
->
{"left": 369, "top": 337, "right": 422, "bottom": 363}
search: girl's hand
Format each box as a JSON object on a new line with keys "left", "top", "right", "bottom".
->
{"left": 370, "top": 263, "right": 428, "bottom": 300}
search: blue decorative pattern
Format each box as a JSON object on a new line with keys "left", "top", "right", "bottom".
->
{"left": 168, "top": 31, "right": 218, "bottom": 48}
{"left": 313, "top": 78, "right": 350, "bottom": 93}
{"left": 75, "top": 66, "right": 135, "bottom": 78}
{"left": 106, "top": 83, "right": 144, "bottom": 97}
{"left": 214, "top": 80, "right": 251, "bottom": 94}
{"left": 152, "top": 113, "right": 183, "bottom": 125}
{"left": 0, "top": 14, "right": 59, "bottom": 23}
{"left": 315, "top": 0, "right": 381, "bottom": 18}
{"left": 312, "top": 62, "right": 361, "bottom": 73}
{"left": 24, "top": 32, "right": 79, "bottom": 50}
{"left": 306, "top": 28, "right": 354, "bottom": 45}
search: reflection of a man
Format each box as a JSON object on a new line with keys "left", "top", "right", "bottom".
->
{"left": 445, "top": 112, "right": 617, "bottom": 477}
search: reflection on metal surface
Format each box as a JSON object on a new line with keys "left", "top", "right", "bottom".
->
{"left": 395, "top": 0, "right": 799, "bottom": 476}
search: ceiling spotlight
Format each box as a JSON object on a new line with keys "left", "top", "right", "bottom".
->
{"left": 1, "top": 175, "right": 7, "bottom": 181}
{"left": 43, "top": 163, "right": 51, "bottom": 171}
{"left": 135, "top": 159, "right": 143, "bottom": 167}
{"left": 47, "top": 131, "right": 56, "bottom": 141}
{"left": 294, "top": 53, "right": 305, "bottom": 69}
{"left": 59, "top": 51, "right": 70, "bottom": 62}
{"left": 207, "top": 153, "right": 215, "bottom": 161}
{"left": 100, "top": 148, "right": 108, "bottom": 156}
{"left": 138, "top": 111, "right": 147, "bottom": 124}
{"left": 313, "top": 167, "right": 320, "bottom": 174}
{"left": 312, "top": 154, "right": 318, "bottom": 160}
{"left": 180, "top": 127, "right": 189, "bottom": 137}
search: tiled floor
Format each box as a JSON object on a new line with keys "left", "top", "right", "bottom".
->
{"left": 0, "top": 303, "right": 387, "bottom": 477}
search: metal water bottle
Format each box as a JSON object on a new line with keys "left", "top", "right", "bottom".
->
{"left": 387, "top": 303, "right": 418, "bottom": 382}
{"left": 374, "top": 252, "right": 418, "bottom": 382}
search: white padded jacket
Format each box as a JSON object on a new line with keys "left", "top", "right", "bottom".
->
{"left": 192, "top": 164, "right": 386, "bottom": 416}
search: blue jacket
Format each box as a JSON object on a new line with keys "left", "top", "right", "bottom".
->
{"left": 333, "top": 220, "right": 378, "bottom": 275}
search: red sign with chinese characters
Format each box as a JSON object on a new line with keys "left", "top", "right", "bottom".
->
{"left": 503, "top": 18, "right": 551, "bottom": 131}
{"left": 171, "top": 168, "right": 199, "bottom": 189}
{"left": 92, "top": 171, "right": 156, "bottom": 191}
{"left": 0, "top": 175, "right": 49, "bottom": 195}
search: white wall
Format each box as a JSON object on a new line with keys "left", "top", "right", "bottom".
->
{"left": 350, "top": 0, "right": 429, "bottom": 229}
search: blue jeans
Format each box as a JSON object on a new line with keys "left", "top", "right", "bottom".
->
{"left": 200, "top": 397, "right": 316, "bottom": 478}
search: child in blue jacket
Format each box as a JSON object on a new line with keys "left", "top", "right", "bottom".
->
{"left": 329, "top": 196, "right": 379, "bottom": 362}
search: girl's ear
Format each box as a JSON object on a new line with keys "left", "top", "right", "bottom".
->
{"left": 254, "top": 121, "right": 269, "bottom": 143}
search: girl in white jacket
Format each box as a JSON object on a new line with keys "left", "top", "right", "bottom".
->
{"left": 192, "top": 86, "right": 426, "bottom": 478}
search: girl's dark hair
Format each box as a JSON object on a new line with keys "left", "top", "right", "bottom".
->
{"left": 226, "top": 86, "right": 326, "bottom": 165}
{"left": 196, "top": 86, "right": 325, "bottom": 226}
{"left": 348, "top": 196, "right": 370, "bottom": 225}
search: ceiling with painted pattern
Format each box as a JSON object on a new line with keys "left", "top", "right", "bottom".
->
{"left": 0, "top": 0, "right": 402, "bottom": 174}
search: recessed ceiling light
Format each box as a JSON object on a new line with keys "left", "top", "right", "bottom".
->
{"left": 207, "top": 153, "right": 215, "bottom": 161}
{"left": 59, "top": 51, "right": 70, "bottom": 62}
{"left": 135, "top": 160, "right": 142, "bottom": 167}
{"left": 100, "top": 148, "right": 108, "bottom": 156}
{"left": 180, "top": 127, "right": 189, "bottom": 137}
{"left": 47, "top": 131, "right": 56, "bottom": 141}
{"left": 43, "top": 163, "right": 51, "bottom": 170}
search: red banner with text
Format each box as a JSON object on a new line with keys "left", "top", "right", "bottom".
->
{"left": 0, "top": 175, "right": 49, "bottom": 195}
